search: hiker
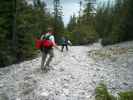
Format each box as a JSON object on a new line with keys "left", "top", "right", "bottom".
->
{"left": 40, "top": 27, "right": 59, "bottom": 72}
{"left": 60, "top": 36, "right": 72, "bottom": 52}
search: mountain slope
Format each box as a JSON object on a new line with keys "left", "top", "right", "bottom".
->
{"left": 0, "top": 42, "right": 133, "bottom": 100}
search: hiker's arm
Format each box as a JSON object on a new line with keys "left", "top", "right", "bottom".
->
{"left": 53, "top": 42, "right": 60, "bottom": 50}
{"left": 40, "top": 34, "right": 45, "bottom": 40}
{"left": 50, "top": 36, "right": 60, "bottom": 51}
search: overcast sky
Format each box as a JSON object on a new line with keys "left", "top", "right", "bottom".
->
{"left": 43, "top": 0, "right": 114, "bottom": 26}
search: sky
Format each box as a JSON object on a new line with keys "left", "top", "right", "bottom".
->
{"left": 44, "top": 0, "right": 82, "bottom": 26}
{"left": 44, "top": 0, "right": 114, "bottom": 26}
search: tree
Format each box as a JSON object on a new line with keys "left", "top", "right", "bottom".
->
{"left": 121, "top": 0, "right": 133, "bottom": 40}
{"left": 66, "top": 0, "right": 98, "bottom": 45}
{"left": 53, "top": 0, "right": 64, "bottom": 43}
{"left": 0, "top": 0, "right": 54, "bottom": 67}
{"left": 95, "top": 0, "right": 133, "bottom": 45}
{"left": 0, "top": 0, "right": 15, "bottom": 66}
{"left": 67, "top": 14, "right": 77, "bottom": 32}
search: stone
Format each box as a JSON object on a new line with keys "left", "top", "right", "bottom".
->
{"left": 0, "top": 72, "right": 3, "bottom": 75}
{"left": 16, "top": 98, "right": 21, "bottom": 100}
{"left": 123, "top": 82, "right": 128, "bottom": 86}
{"left": 63, "top": 84, "right": 69, "bottom": 89}
{"left": 96, "top": 68, "right": 100, "bottom": 71}
{"left": 0, "top": 84, "right": 4, "bottom": 88}
{"left": 59, "top": 68, "right": 65, "bottom": 72}
{"left": 22, "top": 87, "right": 34, "bottom": 95}
{"left": 40, "top": 92, "right": 49, "bottom": 97}
{"left": 63, "top": 89, "right": 69, "bottom": 96}
{"left": 0, "top": 93, "right": 9, "bottom": 100}
{"left": 54, "top": 95, "right": 67, "bottom": 100}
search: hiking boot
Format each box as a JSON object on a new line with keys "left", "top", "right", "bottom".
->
{"left": 41, "top": 67, "right": 48, "bottom": 73}
{"left": 41, "top": 66, "right": 44, "bottom": 71}
{"left": 50, "top": 66, "right": 54, "bottom": 70}
{"left": 47, "top": 65, "right": 55, "bottom": 70}
{"left": 41, "top": 65, "right": 48, "bottom": 72}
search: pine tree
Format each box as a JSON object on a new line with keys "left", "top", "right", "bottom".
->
{"left": 122, "top": 0, "right": 133, "bottom": 40}
{"left": 95, "top": 0, "right": 133, "bottom": 45}
{"left": 53, "top": 0, "right": 64, "bottom": 43}
{"left": 0, "top": 0, "right": 53, "bottom": 67}
{"left": 0, "top": 0, "right": 14, "bottom": 66}
{"left": 67, "top": 14, "right": 77, "bottom": 32}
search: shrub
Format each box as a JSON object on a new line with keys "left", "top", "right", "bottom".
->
{"left": 95, "top": 83, "right": 133, "bottom": 100}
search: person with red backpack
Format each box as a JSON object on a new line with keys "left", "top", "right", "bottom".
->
{"left": 39, "top": 27, "right": 58, "bottom": 72}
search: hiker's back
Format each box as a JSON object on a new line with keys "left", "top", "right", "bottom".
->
{"left": 40, "top": 32, "right": 54, "bottom": 49}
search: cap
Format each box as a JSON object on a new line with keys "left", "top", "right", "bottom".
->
{"left": 47, "top": 27, "right": 53, "bottom": 31}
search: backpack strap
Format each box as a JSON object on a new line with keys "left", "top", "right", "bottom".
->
{"left": 42, "top": 34, "right": 51, "bottom": 40}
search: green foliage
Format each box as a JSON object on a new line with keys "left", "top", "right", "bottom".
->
{"left": 0, "top": 0, "right": 54, "bottom": 67}
{"left": 66, "top": 0, "right": 98, "bottom": 45}
{"left": 118, "top": 91, "right": 133, "bottom": 100}
{"left": 63, "top": 31, "right": 78, "bottom": 45}
{"left": 66, "top": 0, "right": 133, "bottom": 46}
{"left": 0, "top": 0, "right": 14, "bottom": 67}
{"left": 95, "top": 83, "right": 133, "bottom": 100}
{"left": 74, "top": 24, "right": 98, "bottom": 44}
{"left": 95, "top": 0, "right": 133, "bottom": 46}
{"left": 95, "top": 83, "right": 116, "bottom": 100}
{"left": 67, "top": 15, "right": 77, "bottom": 32}
{"left": 66, "top": 24, "right": 98, "bottom": 45}
{"left": 53, "top": 0, "right": 64, "bottom": 43}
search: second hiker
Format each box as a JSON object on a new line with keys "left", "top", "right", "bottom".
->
{"left": 60, "top": 36, "right": 72, "bottom": 52}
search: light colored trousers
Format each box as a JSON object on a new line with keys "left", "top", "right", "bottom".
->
{"left": 41, "top": 48, "right": 54, "bottom": 70}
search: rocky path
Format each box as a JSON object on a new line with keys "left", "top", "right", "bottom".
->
{"left": 0, "top": 42, "right": 133, "bottom": 100}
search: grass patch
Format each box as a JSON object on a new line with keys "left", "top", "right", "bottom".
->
{"left": 89, "top": 47, "right": 128, "bottom": 61}
{"left": 95, "top": 83, "right": 116, "bottom": 100}
{"left": 95, "top": 83, "right": 133, "bottom": 100}
{"left": 118, "top": 91, "right": 133, "bottom": 100}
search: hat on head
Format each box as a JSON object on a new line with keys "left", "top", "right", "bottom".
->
{"left": 47, "top": 27, "right": 53, "bottom": 31}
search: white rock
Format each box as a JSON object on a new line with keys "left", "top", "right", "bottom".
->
{"left": 0, "top": 84, "right": 4, "bottom": 88}
{"left": 40, "top": 92, "right": 49, "bottom": 97}
{"left": 63, "top": 89, "right": 69, "bottom": 96}
{"left": 16, "top": 98, "right": 21, "bottom": 100}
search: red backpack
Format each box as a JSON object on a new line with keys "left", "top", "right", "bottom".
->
{"left": 35, "top": 39, "right": 43, "bottom": 49}
{"left": 43, "top": 34, "right": 54, "bottom": 48}
{"left": 35, "top": 34, "right": 54, "bottom": 49}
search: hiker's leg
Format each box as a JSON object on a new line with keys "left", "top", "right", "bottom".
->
{"left": 41, "top": 51, "right": 47, "bottom": 70}
{"left": 61, "top": 45, "right": 64, "bottom": 52}
{"left": 66, "top": 45, "right": 68, "bottom": 51}
{"left": 45, "top": 49, "right": 54, "bottom": 68}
